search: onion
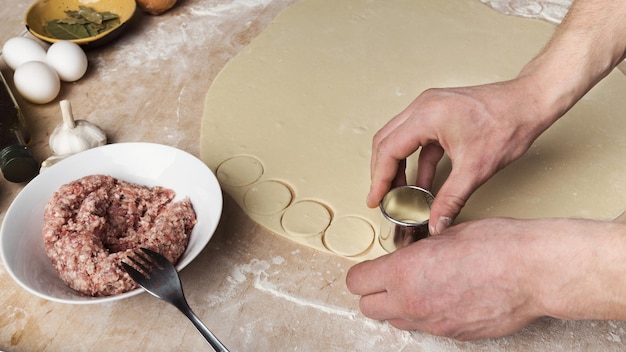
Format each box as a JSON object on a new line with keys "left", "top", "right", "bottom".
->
{"left": 136, "top": 0, "right": 177, "bottom": 15}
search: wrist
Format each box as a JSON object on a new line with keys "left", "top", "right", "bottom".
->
{"left": 527, "top": 219, "right": 626, "bottom": 321}
{"left": 515, "top": 1, "right": 626, "bottom": 132}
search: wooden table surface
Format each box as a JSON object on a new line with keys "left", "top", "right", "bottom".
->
{"left": 2, "top": 0, "right": 626, "bottom": 351}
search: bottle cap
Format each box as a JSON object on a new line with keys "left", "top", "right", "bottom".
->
{"left": 0, "top": 145, "right": 39, "bottom": 183}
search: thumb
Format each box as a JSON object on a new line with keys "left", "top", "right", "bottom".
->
{"left": 428, "top": 169, "right": 482, "bottom": 235}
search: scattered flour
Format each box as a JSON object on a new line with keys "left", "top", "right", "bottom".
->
{"left": 481, "top": 0, "right": 572, "bottom": 24}
{"left": 188, "top": 0, "right": 274, "bottom": 16}
{"left": 272, "top": 256, "right": 285, "bottom": 265}
{"left": 253, "top": 272, "right": 358, "bottom": 319}
{"left": 219, "top": 257, "right": 359, "bottom": 319}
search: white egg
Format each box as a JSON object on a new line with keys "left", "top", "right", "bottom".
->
{"left": 1, "top": 37, "right": 47, "bottom": 70}
{"left": 46, "top": 41, "right": 88, "bottom": 82}
{"left": 14, "top": 61, "right": 60, "bottom": 104}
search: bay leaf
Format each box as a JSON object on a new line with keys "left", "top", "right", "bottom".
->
{"left": 100, "top": 12, "right": 120, "bottom": 21}
{"left": 56, "top": 18, "right": 90, "bottom": 25}
{"left": 78, "top": 6, "right": 103, "bottom": 25}
{"left": 46, "top": 21, "right": 91, "bottom": 39}
{"left": 85, "top": 23, "right": 100, "bottom": 37}
{"left": 64, "top": 10, "right": 81, "bottom": 18}
{"left": 102, "top": 18, "right": 121, "bottom": 31}
{"left": 45, "top": 7, "right": 121, "bottom": 40}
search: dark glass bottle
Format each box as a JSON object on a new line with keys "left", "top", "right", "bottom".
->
{"left": 0, "top": 70, "right": 39, "bottom": 183}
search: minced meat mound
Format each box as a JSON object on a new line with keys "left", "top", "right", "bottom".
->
{"left": 42, "top": 174, "right": 196, "bottom": 296}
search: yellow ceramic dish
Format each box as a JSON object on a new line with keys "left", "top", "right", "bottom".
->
{"left": 25, "top": 0, "right": 136, "bottom": 47}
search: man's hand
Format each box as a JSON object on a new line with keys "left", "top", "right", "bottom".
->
{"left": 346, "top": 217, "right": 626, "bottom": 340}
{"left": 367, "top": 79, "right": 548, "bottom": 234}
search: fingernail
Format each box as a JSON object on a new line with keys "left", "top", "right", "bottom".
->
{"left": 434, "top": 216, "right": 452, "bottom": 235}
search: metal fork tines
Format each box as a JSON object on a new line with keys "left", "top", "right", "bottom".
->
{"left": 122, "top": 248, "right": 230, "bottom": 352}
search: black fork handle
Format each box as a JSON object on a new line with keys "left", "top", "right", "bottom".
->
{"left": 172, "top": 297, "right": 230, "bottom": 352}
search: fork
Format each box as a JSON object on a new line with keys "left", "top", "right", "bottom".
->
{"left": 122, "top": 248, "right": 230, "bottom": 352}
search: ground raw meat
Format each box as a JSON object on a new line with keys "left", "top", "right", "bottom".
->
{"left": 42, "top": 174, "right": 197, "bottom": 296}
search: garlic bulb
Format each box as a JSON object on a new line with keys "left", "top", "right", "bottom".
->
{"left": 49, "top": 100, "right": 107, "bottom": 155}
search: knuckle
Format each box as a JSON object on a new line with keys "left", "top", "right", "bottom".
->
{"left": 437, "top": 193, "right": 467, "bottom": 212}
{"left": 371, "top": 128, "right": 388, "bottom": 148}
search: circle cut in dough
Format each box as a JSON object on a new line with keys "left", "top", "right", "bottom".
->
{"left": 244, "top": 180, "right": 293, "bottom": 215}
{"left": 217, "top": 155, "right": 264, "bottom": 187}
{"left": 323, "top": 216, "right": 375, "bottom": 257}
{"left": 281, "top": 200, "right": 332, "bottom": 237}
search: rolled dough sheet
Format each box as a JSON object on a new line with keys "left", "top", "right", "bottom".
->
{"left": 201, "top": 0, "right": 626, "bottom": 261}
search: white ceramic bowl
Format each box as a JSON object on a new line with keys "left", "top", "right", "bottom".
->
{"left": 0, "top": 143, "right": 223, "bottom": 304}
